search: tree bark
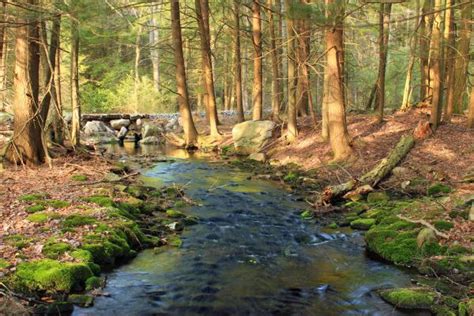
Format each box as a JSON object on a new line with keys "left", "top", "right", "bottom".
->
{"left": 195, "top": 0, "right": 220, "bottom": 136}
{"left": 233, "top": 0, "right": 245, "bottom": 123}
{"left": 6, "top": 0, "right": 45, "bottom": 165}
{"left": 267, "top": 0, "right": 281, "bottom": 122}
{"left": 285, "top": 0, "right": 298, "bottom": 141}
{"left": 452, "top": 0, "right": 472, "bottom": 114}
{"left": 251, "top": 0, "right": 263, "bottom": 121}
{"left": 374, "top": 3, "right": 392, "bottom": 123}
{"left": 419, "top": 0, "right": 432, "bottom": 101}
{"left": 170, "top": 0, "right": 198, "bottom": 146}
{"left": 428, "top": 0, "right": 443, "bottom": 130}
{"left": 323, "top": 0, "right": 352, "bottom": 161}
{"left": 70, "top": 15, "right": 81, "bottom": 146}
{"left": 149, "top": 2, "right": 162, "bottom": 92}
{"left": 0, "top": 2, "right": 7, "bottom": 112}
{"left": 296, "top": 17, "right": 310, "bottom": 117}
{"left": 468, "top": 85, "right": 474, "bottom": 128}
{"left": 443, "top": 0, "right": 455, "bottom": 122}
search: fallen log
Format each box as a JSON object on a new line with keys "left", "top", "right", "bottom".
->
{"left": 321, "top": 134, "right": 415, "bottom": 203}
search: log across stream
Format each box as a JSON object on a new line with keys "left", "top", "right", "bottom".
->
{"left": 74, "top": 145, "right": 418, "bottom": 315}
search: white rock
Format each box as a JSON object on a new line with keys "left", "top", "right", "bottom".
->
{"left": 110, "top": 119, "right": 131, "bottom": 130}
{"left": 232, "top": 120, "right": 276, "bottom": 154}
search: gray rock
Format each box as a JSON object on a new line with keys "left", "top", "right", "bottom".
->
{"left": 83, "top": 121, "right": 115, "bottom": 136}
{"left": 416, "top": 228, "right": 437, "bottom": 247}
{"left": 140, "top": 136, "right": 161, "bottom": 144}
{"left": 248, "top": 152, "right": 266, "bottom": 162}
{"left": 117, "top": 126, "right": 128, "bottom": 138}
{"left": 110, "top": 119, "right": 130, "bottom": 130}
{"left": 232, "top": 120, "right": 276, "bottom": 154}
{"left": 142, "top": 124, "right": 163, "bottom": 138}
{"left": 165, "top": 117, "right": 179, "bottom": 131}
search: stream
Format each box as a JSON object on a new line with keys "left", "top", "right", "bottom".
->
{"left": 74, "top": 144, "right": 418, "bottom": 316}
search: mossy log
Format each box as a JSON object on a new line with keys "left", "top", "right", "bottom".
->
{"left": 322, "top": 134, "right": 415, "bottom": 203}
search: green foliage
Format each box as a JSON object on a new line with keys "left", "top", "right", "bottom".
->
{"left": 85, "top": 276, "right": 103, "bottom": 291}
{"left": 427, "top": 183, "right": 452, "bottom": 196}
{"left": 166, "top": 209, "right": 186, "bottom": 218}
{"left": 70, "top": 249, "right": 94, "bottom": 263}
{"left": 83, "top": 196, "right": 114, "bottom": 207}
{"left": 300, "top": 210, "right": 313, "bottom": 219}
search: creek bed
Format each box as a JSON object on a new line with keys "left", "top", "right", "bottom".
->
{"left": 74, "top": 145, "right": 418, "bottom": 315}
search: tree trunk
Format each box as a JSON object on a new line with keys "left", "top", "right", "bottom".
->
{"left": 443, "top": 0, "right": 455, "bottom": 122}
{"left": 0, "top": 2, "right": 7, "bottom": 112}
{"left": 296, "top": 17, "right": 310, "bottom": 117}
{"left": 468, "top": 85, "right": 474, "bottom": 128}
{"left": 53, "top": 43, "right": 64, "bottom": 145}
{"left": 6, "top": 0, "right": 45, "bottom": 165}
{"left": 267, "top": 0, "right": 281, "bottom": 122}
{"left": 233, "top": 0, "right": 245, "bottom": 123}
{"left": 374, "top": 3, "right": 392, "bottom": 123}
{"left": 285, "top": 0, "right": 298, "bottom": 141}
{"left": 419, "top": 0, "right": 432, "bottom": 101}
{"left": 195, "top": 0, "right": 220, "bottom": 136}
{"left": 150, "top": 3, "right": 162, "bottom": 92}
{"left": 428, "top": 0, "right": 443, "bottom": 130}
{"left": 70, "top": 16, "right": 81, "bottom": 146}
{"left": 170, "top": 0, "right": 198, "bottom": 146}
{"left": 452, "top": 0, "right": 472, "bottom": 113}
{"left": 251, "top": 0, "right": 263, "bottom": 121}
{"left": 323, "top": 0, "right": 352, "bottom": 161}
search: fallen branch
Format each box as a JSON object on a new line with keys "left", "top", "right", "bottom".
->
{"left": 321, "top": 134, "right": 415, "bottom": 203}
{"left": 397, "top": 215, "right": 449, "bottom": 239}
{"left": 68, "top": 171, "right": 140, "bottom": 186}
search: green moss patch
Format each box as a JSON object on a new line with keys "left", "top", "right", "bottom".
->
{"left": 379, "top": 287, "right": 438, "bottom": 310}
{"left": 85, "top": 276, "right": 103, "bottom": 291}
{"left": 350, "top": 218, "right": 376, "bottom": 230}
{"left": 42, "top": 243, "right": 72, "bottom": 259}
{"left": 26, "top": 213, "right": 50, "bottom": 223}
{"left": 18, "top": 193, "right": 49, "bottom": 202}
{"left": 14, "top": 259, "right": 93, "bottom": 293}
{"left": 26, "top": 204, "right": 46, "bottom": 213}
{"left": 83, "top": 196, "right": 114, "bottom": 207}
{"left": 71, "top": 174, "right": 88, "bottom": 182}
{"left": 166, "top": 209, "right": 186, "bottom": 218}
{"left": 62, "top": 215, "right": 97, "bottom": 228}
{"left": 4, "top": 234, "right": 32, "bottom": 249}
{"left": 367, "top": 192, "right": 389, "bottom": 204}
{"left": 0, "top": 259, "right": 10, "bottom": 269}
{"left": 46, "top": 200, "right": 71, "bottom": 209}
{"left": 427, "top": 183, "right": 452, "bottom": 196}
{"left": 433, "top": 220, "right": 454, "bottom": 231}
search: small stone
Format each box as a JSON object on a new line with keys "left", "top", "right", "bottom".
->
{"left": 469, "top": 205, "right": 474, "bottom": 222}
{"left": 103, "top": 172, "right": 121, "bottom": 182}
{"left": 166, "top": 222, "right": 184, "bottom": 231}
{"left": 248, "top": 152, "right": 266, "bottom": 162}
{"left": 392, "top": 166, "right": 411, "bottom": 178}
{"left": 416, "top": 228, "right": 437, "bottom": 248}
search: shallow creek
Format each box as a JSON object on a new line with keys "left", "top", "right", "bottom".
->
{"left": 74, "top": 145, "right": 418, "bottom": 315}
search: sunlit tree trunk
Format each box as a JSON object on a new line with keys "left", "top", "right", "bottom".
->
{"left": 0, "top": 2, "right": 7, "bottom": 112}
{"left": 134, "top": 25, "right": 142, "bottom": 114}
{"left": 171, "top": 0, "right": 198, "bottom": 146}
{"left": 53, "top": 43, "right": 64, "bottom": 145}
{"left": 195, "top": 0, "right": 220, "bottom": 136}
{"left": 150, "top": 2, "right": 162, "bottom": 92}
{"left": 419, "top": 0, "right": 432, "bottom": 101}
{"left": 6, "top": 0, "right": 45, "bottom": 165}
{"left": 267, "top": 0, "right": 281, "bottom": 122}
{"left": 428, "top": 0, "right": 443, "bottom": 130}
{"left": 251, "top": 0, "right": 263, "bottom": 121}
{"left": 452, "top": 0, "right": 472, "bottom": 113}
{"left": 233, "top": 0, "right": 245, "bottom": 122}
{"left": 70, "top": 15, "right": 81, "bottom": 146}
{"left": 468, "top": 85, "right": 474, "bottom": 128}
{"left": 285, "top": 0, "right": 298, "bottom": 141}
{"left": 323, "top": 0, "right": 352, "bottom": 161}
{"left": 296, "top": 17, "right": 310, "bottom": 117}
{"left": 443, "top": 0, "right": 455, "bottom": 122}
{"left": 374, "top": 2, "right": 392, "bottom": 123}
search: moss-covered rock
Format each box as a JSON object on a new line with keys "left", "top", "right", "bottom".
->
{"left": 42, "top": 242, "right": 72, "bottom": 259}
{"left": 71, "top": 249, "right": 94, "bottom": 263}
{"left": 350, "top": 218, "right": 376, "bottom": 230}
{"left": 167, "top": 236, "right": 182, "bottom": 248}
{"left": 0, "top": 258, "right": 9, "bottom": 269}
{"left": 427, "top": 183, "right": 452, "bottom": 196}
{"left": 166, "top": 209, "right": 186, "bottom": 218}
{"left": 14, "top": 259, "right": 93, "bottom": 293}
{"left": 367, "top": 192, "right": 389, "bottom": 204}
{"left": 83, "top": 196, "right": 114, "bottom": 207}
{"left": 300, "top": 210, "right": 313, "bottom": 219}
{"left": 458, "top": 299, "right": 474, "bottom": 316}
{"left": 416, "top": 227, "right": 437, "bottom": 248}
{"left": 45, "top": 199, "right": 70, "bottom": 209}
{"left": 379, "top": 287, "right": 438, "bottom": 310}
{"left": 62, "top": 215, "right": 97, "bottom": 228}
{"left": 327, "top": 222, "right": 338, "bottom": 229}
{"left": 85, "top": 276, "right": 103, "bottom": 291}
{"left": 67, "top": 294, "right": 94, "bottom": 307}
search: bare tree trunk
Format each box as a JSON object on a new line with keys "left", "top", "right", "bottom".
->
{"left": 267, "top": 0, "right": 281, "bottom": 122}
{"left": 428, "top": 0, "right": 443, "bottom": 130}
{"left": 70, "top": 15, "right": 81, "bottom": 146}
{"left": 233, "top": 0, "right": 245, "bottom": 123}
{"left": 374, "top": 3, "right": 392, "bottom": 123}
{"left": 195, "top": 0, "right": 220, "bottom": 136}
{"left": 452, "top": 0, "right": 472, "bottom": 113}
{"left": 419, "top": 0, "right": 432, "bottom": 101}
{"left": 296, "top": 17, "right": 310, "bottom": 117}
{"left": 170, "top": 0, "right": 198, "bottom": 146}
{"left": 53, "top": 43, "right": 64, "bottom": 145}
{"left": 251, "top": 0, "right": 263, "bottom": 121}
{"left": 323, "top": 0, "right": 352, "bottom": 161}
{"left": 150, "top": 2, "right": 162, "bottom": 92}
{"left": 6, "top": 0, "right": 45, "bottom": 165}
{"left": 0, "top": 2, "right": 7, "bottom": 112}
{"left": 286, "top": 0, "right": 298, "bottom": 141}
{"left": 443, "top": 0, "right": 455, "bottom": 122}
{"left": 134, "top": 25, "right": 142, "bottom": 114}
{"left": 468, "top": 84, "right": 474, "bottom": 128}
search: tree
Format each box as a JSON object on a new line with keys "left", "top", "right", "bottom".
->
{"left": 443, "top": 0, "right": 455, "bottom": 122}
{"left": 285, "top": 0, "right": 298, "bottom": 141}
{"left": 374, "top": 2, "right": 392, "bottom": 123}
{"left": 323, "top": 0, "right": 352, "bottom": 161}
{"left": 418, "top": 0, "right": 432, "bottom": 102}
{"left": 170, "top": 0, "right": 198, "bottom": 146}
{"left": 233, "top": 0, "right": 245, "bottom": 123}
{"left": 267, "top": 0, "right": 281, "bottom": 122}
{"left": 70, "top": 5, "right": 81, "bottom": 146}
{"left": 468, "top": 85, "right": 474, "bottom": 129}
{"left": 0, "top": 2, "right": 7, "bottom": 112}
{"left": 6, "top": 0, "right": 45, "bottom": 165}
{"left": 195, "top": 0, "right": 220, "bottom": 136}
{"left": 428, "top": 0, "right": 443, "bottom": 130}
{"left": 251, "top": 0, "right": 263, "bottom": 121}
{"left": 296, "top": 14, "right": 310, "bottom": 117}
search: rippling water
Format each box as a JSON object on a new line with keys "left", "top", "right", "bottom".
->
{"left": 74, "top": 145, "right": 418, "bottom": 315}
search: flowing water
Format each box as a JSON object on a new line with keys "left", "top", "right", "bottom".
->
{"left": 74, "top": 145, "right": 418, "bottom": 316}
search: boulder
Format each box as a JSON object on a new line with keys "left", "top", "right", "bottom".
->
{"left": 379, "top": 288, "right": 438, "bottom": 311}
{"left": 470, "top": 204, "right": 474, "bottom": 222}
{"left": 232, "top": 120, "right": 276, "bottom": 154}
{"left": 140, "top": 136, "right": 161, "bottom": 145}
{"left": 416, "top": 228, "right": 437, "bottom": 247}
{"left": 110, "top": 119, "right": 130, "bottom": 130}
{"left": 83, "top": 121, "right": 115, "bottom": 136}
{"left": 117, "top": 126, "right": 128, "bottom": 139}
{"left": 142, "top": 123, "right": 163, "bottom": 138}
{"left": 248, "top": 153, "right": 266, "bottom": 162}
{"left": 165, "top": 117, "right": 180, "bottom": 131}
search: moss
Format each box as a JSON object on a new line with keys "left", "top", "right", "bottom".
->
{"left": 379, "top": 288, "right": 437, "bottom": 310}
{"left": 350, "top": 218, "right": 376, "bottom": 230}
{"left": 166, "top": 209, "right": 186, "bottom": 218}
{"left": 18, "top": 193, "right": 49, "bottom": 202}
{"left": 421, "top": 242, "right": 446, "bottom": 257}
{"left": 283, "top": 171, "right": 298, "bottom": 183}
{"left": 182, "top": 216, "right": 199, "bottom": 226}
{"left": 62, "top": 215, "right": 97, "bottom": 228}
{"left": 328, "top": 222, "right": 338, "bottom": 229}
{"left": 0, "top": 259, "right": 9, "bottom": 269}
{"left": 446, "top": 245, "right": 469, "bottom": 255}
{"left": 14, "top": 259, "right": 93, "bottom": 293}
{"left": 300, "top": 210, "right": 313, "bottom": 219}
{"left": 46, "top": 200, "right": 70, "bottom": 209}
{"left": 431, "top": 305, "right": 456, "bottom": 316}
{"left": 345, "top": 201, "right": 369, "bottom": 214}
{"left": 42, "top": 242, "right": 72, "bottom": 259}
{"left": 71, "top": 174, "right": 88, "bottom": 182}
{"left": 365, "top": 220, "right": 420, "bottom": 265}
{"left": 67, "top": 294, "right": 94, "bottom": 307}
{"left": 71, "top": 249, "right": 94, "bottom": 263}
{"left": 174, "top": 200, "right": 186, "bottom": 208}
{"left": 26, "top": 204, "right": 46, "bottom": 213}
{"left": 367, "top": 192, "right": 390, "bottom": 204}
{"left": 168, "top": 236, "right": 182, "bottom": 248}
{"left": 4, "top": 234, "right": 32, "bottom": 249}
{"left": 83, "top": 196, "right": 114, "bottom": 207}
{"left": 458, "top": 299, "right": 474, "bottom": 316}
{"left": 85, "top": 276, "right": 103, "bottom": 291}
{"left": 427, "top": 183, "right": 452, "bottom": 196}
{"left": 26, "top": 212, "right": 50, "bottom": 223}
{"left": 433, "top": 220, "right": 454, "bottom": 231}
